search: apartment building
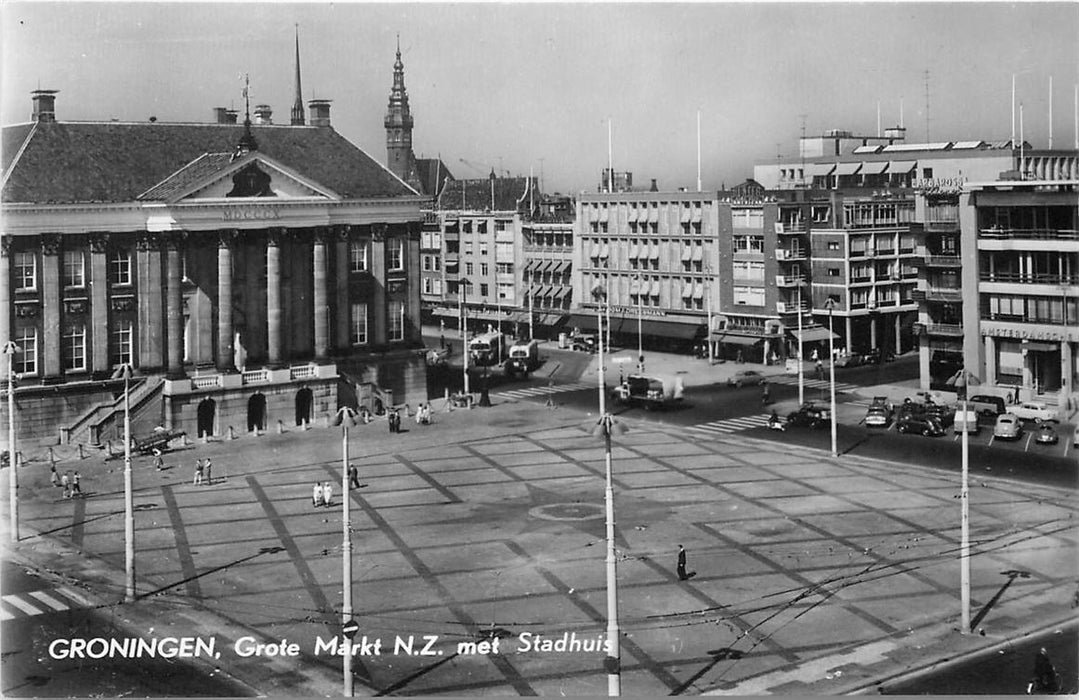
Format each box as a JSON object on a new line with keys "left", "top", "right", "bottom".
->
{"left": 959, "top": 179, "right": 1078, "bottom": 408}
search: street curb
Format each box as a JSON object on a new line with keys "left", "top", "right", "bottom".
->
{"left": 839, "top": 614, "right": 1079, "bottom": 695}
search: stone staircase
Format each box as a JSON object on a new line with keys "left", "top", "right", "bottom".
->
{"left": 63, "top": 376, "right": 164, "bottom": 446}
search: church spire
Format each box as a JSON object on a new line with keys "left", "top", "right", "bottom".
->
{"left": 291, "top": 24, "right": 305, "bottom": 126}
{"left": 385, "top": 33, "right": 417, "bottom": 185}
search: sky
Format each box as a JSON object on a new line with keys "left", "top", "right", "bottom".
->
{"left": 2, "top": 2, "right": 1078, "bottom": 194}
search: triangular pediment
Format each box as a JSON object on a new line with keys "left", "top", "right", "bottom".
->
{"left": 138, "top": 152, "right": 342, "bottom": 203}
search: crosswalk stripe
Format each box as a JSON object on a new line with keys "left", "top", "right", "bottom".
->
{"left": 29, "top": 590, "right": 70, "bottom": 611}
{"left": 3, "top": 594, "right": 44, "bottom": 616}
{"left": 0, "top": 607, "right": 14, "bottom": 620}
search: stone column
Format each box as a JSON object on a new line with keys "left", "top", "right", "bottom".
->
{"left": 371, "top": 224, "right": 387, "bottom": 345}
{"left": 406, "top": 222, "right": 422, "bottom": 343}
{"left": 216, "top": 230, "right": 235, "bottom": 372}
{"left": 136, "top": 234, "right": 164, "bottom": 371}
{"left": 0, "top": 237, "right": 10, "bottom": 348}
{"left": 894, "top": 314, "right": 902, "bottom": 355}
{"left": 40, "top": 234, "right": 62, "bottom": 378}
{"left": 334, "top": 226, "right": 351, "bottom": 350}
{"left": 983, "top": 335, "right": 996, "bottom": 385}
{"left": 1060, "top": 341, "right": 1073, "bottom": 404}
{"left": 869, "top": 314, "right": 878, "bottom": 351}
{"left": 844, "top": 316, "right": 853, "bottom": 355}
{"left": 313, "top": 228, "right": 329, "bottom": 361}
{"left": 89, "top": 233, "right": 110, "bottom": 374}
{"left": 266, "top": 229, "right": 283, "bottom": 367}
{"left": 165, "top": 233, "right": 185, "bottom": 378}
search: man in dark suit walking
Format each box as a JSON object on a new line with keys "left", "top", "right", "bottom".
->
{"left": 677, "top": 544, "right": 689, "bottom": 581}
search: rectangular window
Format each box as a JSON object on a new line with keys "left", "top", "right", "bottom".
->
{"left": 388, "top": 300, "right": 405, "bottom": 341}
{"left": 422, "top": 277, "right": 433, "bottom": 294}
{"left": 827, "top": 241, "right": 840, "bottom": 251}
{"left": 109, "top": 249, "right": 132, "bottom": 286}
{"left": 350, "top": 303, "right": 368, "bottom": 345}
{"left": 733, "top": 286, "right": 766, "bottom": 306}
{"left": 63, "top": 250, "right": 85, "bottom": 288}
{"left": 496, "top": 263, "right": 513, "bottom": 274}
{"left": 465, "top": 262, "right": 474, "bottom": 275}
{"left": 480, "top": 263, "right": 489, "bottom": 276}
{"left": 828, "top": 268, "right": 841, "bottom": 276}
{"left": 479, "top": 283, "right": 489, "bottom": 297}
{"left": 388, "top": 239, "right": 404, "bottom": 271}
{"left": 14, "top": 252, "right": 36, "bottom": 290}
{"left": 14, "top": 327, "right": 37, "bottom": 376}
{"left": 349, "top": 241, "right": 369, "bottom": 272}
{"left": 111, "top": 319, "right": 133, "bottom": 367}
{"left": 479, "top": 244, "right": 489, "bottom": 256}
{"left": 63, "top": 324, "right": 87, "bottom": 372}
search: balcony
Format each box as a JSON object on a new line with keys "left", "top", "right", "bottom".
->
{"left": 925, "top": 322, "right": 964, "bottom": 337}
{"left": 776, "top": 301, "right": 809, "bottom": 313}
{"left": 775, "top": 275, "right": 806, "bottom": 287}
{"left": 851, "top": 248, "right": 873, "bottom": 258}
{"left": 925, "top": 287, "right": 963, "bottom": 303}
{"left": 776, "top": 248, "right": 807, "bottom": 261}
{"left": 777, "top": 221, "right": 806, "bottom": 233}
{"left": 926, "top": 254, "right": 962, "bottom": 267}
{"left": 979, "top": 272, "right": 1079, "bottom": 285}
{"left": 979, "top": 228, "right": 1079, "bottom": 241}
{"left": 911, "top": 289, "right": 927, "bottom": 302}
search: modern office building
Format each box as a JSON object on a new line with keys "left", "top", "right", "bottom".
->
{"left": 2, "top": 63, "right": 428, "bottom": 442}
{"left": 957, "top": 178, "right": 1078, "bottom": 409}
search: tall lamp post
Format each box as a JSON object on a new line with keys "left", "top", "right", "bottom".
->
{"left": 4, "top": 342, "right": 18, "bottom": 543}
{"left": 593, "top": 283, "right": 607, "bottom": 416}
{"left": 334, "top": 406, "right": 359, "bottom": 695}
{"left": 947, "top": 369, "right": 977, "bottom": 634}
{"left": 823, "top": 298, "right": 838, "bottom": 457}
{"left": 592, "top": 413, "right": 626, "bottom": 695}
{"left": 634, "top": 276, "right": 644, "bottom": 374}
{"left": 796, "top": 284, "right": 805, "bottom": 406}
{"left": 459, "top": 278, "right": 471, "bottom": 398}
{"left": 113, "top": 363, "right": 136, "bottom": 601}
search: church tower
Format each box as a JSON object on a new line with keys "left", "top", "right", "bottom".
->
{"left": 384, "top": 35, "right": 417, "bottom": 186}
{"left": 290, "top": 25, "right": 305, "bottom": 126}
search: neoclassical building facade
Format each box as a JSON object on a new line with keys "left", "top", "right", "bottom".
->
{"left": 2, "top": 90, "right": 427, "bottom": 442}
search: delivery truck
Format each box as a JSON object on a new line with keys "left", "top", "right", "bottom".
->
{"left": 610, "top": 374, "right": 685, "bottom": 411}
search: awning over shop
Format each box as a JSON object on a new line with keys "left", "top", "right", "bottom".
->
{"left": 834, "top": 162, "right": 862, "bottom": 176}
{"left": 565, "top": 313, "right": 599, "bottom": 332}
{"left": 638, "top": 319, "right": 704, "bottom": 340}
{"left": 789, "top": 326, "right": 839, "bottom": 343}
{"left": 542, "top": 314, "right": 566, "bottom": 326}
{"left": 553, "top": 286, "right": 569, "bottom": 300}
{"left": 432, "top": 307, "right": 459, "bottom": 318}
{"left": 1023, "top": 341, "right": 1058, "bottom": 352}
{"left": 861, "top": 161, "right": 889, "bottom": 175}
{"left": 808, "top": 163, "right": 836, "bottom": 176}
{"left": 889, "top": 160, "right": 917, "bottom": 173}
{"left": 712, "top": 333, "right": 764, "bottom": 347}
{"left": 523, "top": 260, "right": 538, "bottom": 272}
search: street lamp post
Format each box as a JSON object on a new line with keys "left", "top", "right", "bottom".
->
{"left": 947, "top": 369, "right": 977, "bottom": 634}
{"left": 3, "top": 342, "right": 18, "bottom": 543}
{"left": 634, "top": 276, "right": 644, "bottom": 374}
{"left": 824, "top": 299, "right": 838, "bottom": 457}
{"left": 593, "top": 413, "right": 625, "bottom": 696}
{"left": 797, "top": 284, "right": 805, "bottom": 406}
{"left": 114, "top": 363, "right": 136, "bottom": 601}
{"left": 593, "top": 284, "right": 607, "bottom": 416}
{"left": 335, "top": 406, "right": 359, "bottom": 695}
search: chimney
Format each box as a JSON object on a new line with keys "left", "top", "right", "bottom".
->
{"left": 253, "top": 104, "right": 273, "bottom": 125}
{"left": 650, "top": 178, "right": 658, "bottom": 192}
{"left": 308, "top": 99, "right": 331, "bottom": 127}
{"left": 31, "top": 89, "right": 59, "bottom": 123}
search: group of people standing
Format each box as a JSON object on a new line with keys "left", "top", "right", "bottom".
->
{"left": 312, "top": 481, "right": 335, "bottom": 508}
{"left": 50, "top": 465, "right": 82, "bottom": 498}
{"left": 192, "top": 458, "right": 213, "bottom": 486}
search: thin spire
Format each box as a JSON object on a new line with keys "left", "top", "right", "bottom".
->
{"left": 291, "top": 25, "right": 305, "bottom": 126}
{"left": 237, "top": 73, "right": 258, "bottom": 154}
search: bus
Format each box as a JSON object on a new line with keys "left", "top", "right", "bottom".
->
{"left": 469, "top": 331, "right": 505, "bottom": 366}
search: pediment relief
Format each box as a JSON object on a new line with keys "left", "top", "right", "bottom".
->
{"left": 148, "top": 153, "right": 340, "bottom": 203}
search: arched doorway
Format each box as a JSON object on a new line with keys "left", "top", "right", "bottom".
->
{"left": 295, "top": 388, "right": 313, "bottom": 426}
{"left": 247, "top": 393, "right": 267, "bottom": 432}
{"left": 196, "top": 398, "right": 216, "bottom": 438}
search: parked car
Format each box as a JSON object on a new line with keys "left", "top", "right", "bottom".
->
{"left": 993, "top": 414, "right": 1024, "bottom": 440}
{"left": 967, "top": 394, "right": 1006, "bottom": 418}
{"left": 833, "top": 352, "right": 863, "bottom": 368}
{"left": 787, "top": 403, "right": 830, "bottom": 429}
{"left": 864, "top": 396, "right": 894, "bottom": 428}
{"left": 862, "top": 348, "right": 896, "bottom": 364}
{"left": 1034, "top": 424, "right": 1059, "bottom": 445}
{"left": 570, "top": 334, "right": 598, "bottom": 353}
{"left": 1007, "top": 401, "right": 1056, "bottom": 424}
{"left": 898, "top": 400, "right": 955, "bottom": 427}
{"left": 1073, "top": 425, "right": 1079, "bottom": 448}
{"left": 952, "top": 408, "right": 981, "bottom": 435}
{"left": 896, "top": 415, "right": 945, "bottom": 436}
{"left": 727, "top": 369, "right": 766, "bottom": 388}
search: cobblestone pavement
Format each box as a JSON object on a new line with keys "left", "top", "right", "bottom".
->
{"left": 4, "top": 398, "right": 1077, "bottom": 696}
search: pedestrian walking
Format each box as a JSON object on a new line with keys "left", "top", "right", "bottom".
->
{"left": 71, "top": 471, "right": 82, "bottom": 497}
{"left": 193, "top": 459, "right": 204, "bottom": 486}
{"left": 736, "top": 349, "right": 744, "bottom": 364}
{"left": 313, "top": 482, "right": 323, "bottom": 508}
{"left": 348, "top": 463, "right": 360, "bottom": 490}
{"left": 676, "top": 544, "right": 689, "bottom": 581}
{"left": 816, "top": 359, "right": 824, "bottom": 381}
{"left": 761, "top": 382, "right": 771, "bottom": 406}
{"left": 203, "top": 458, "right": 212, "bottom": 485}
{"left": 322, "top": 481, "right": 333, "bottom": 508}
{"left": 50, "top": 464, "right": 61, "bottom": 488}
{"left": 60, "top": 471, "right": 71, "bottom": 499}
{"left": 153, "top": 448, "right": 164, "bottom": 471}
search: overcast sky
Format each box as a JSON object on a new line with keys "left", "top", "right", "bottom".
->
{"left": 3, "top": 2, "right": 1077, "bottom": 194}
